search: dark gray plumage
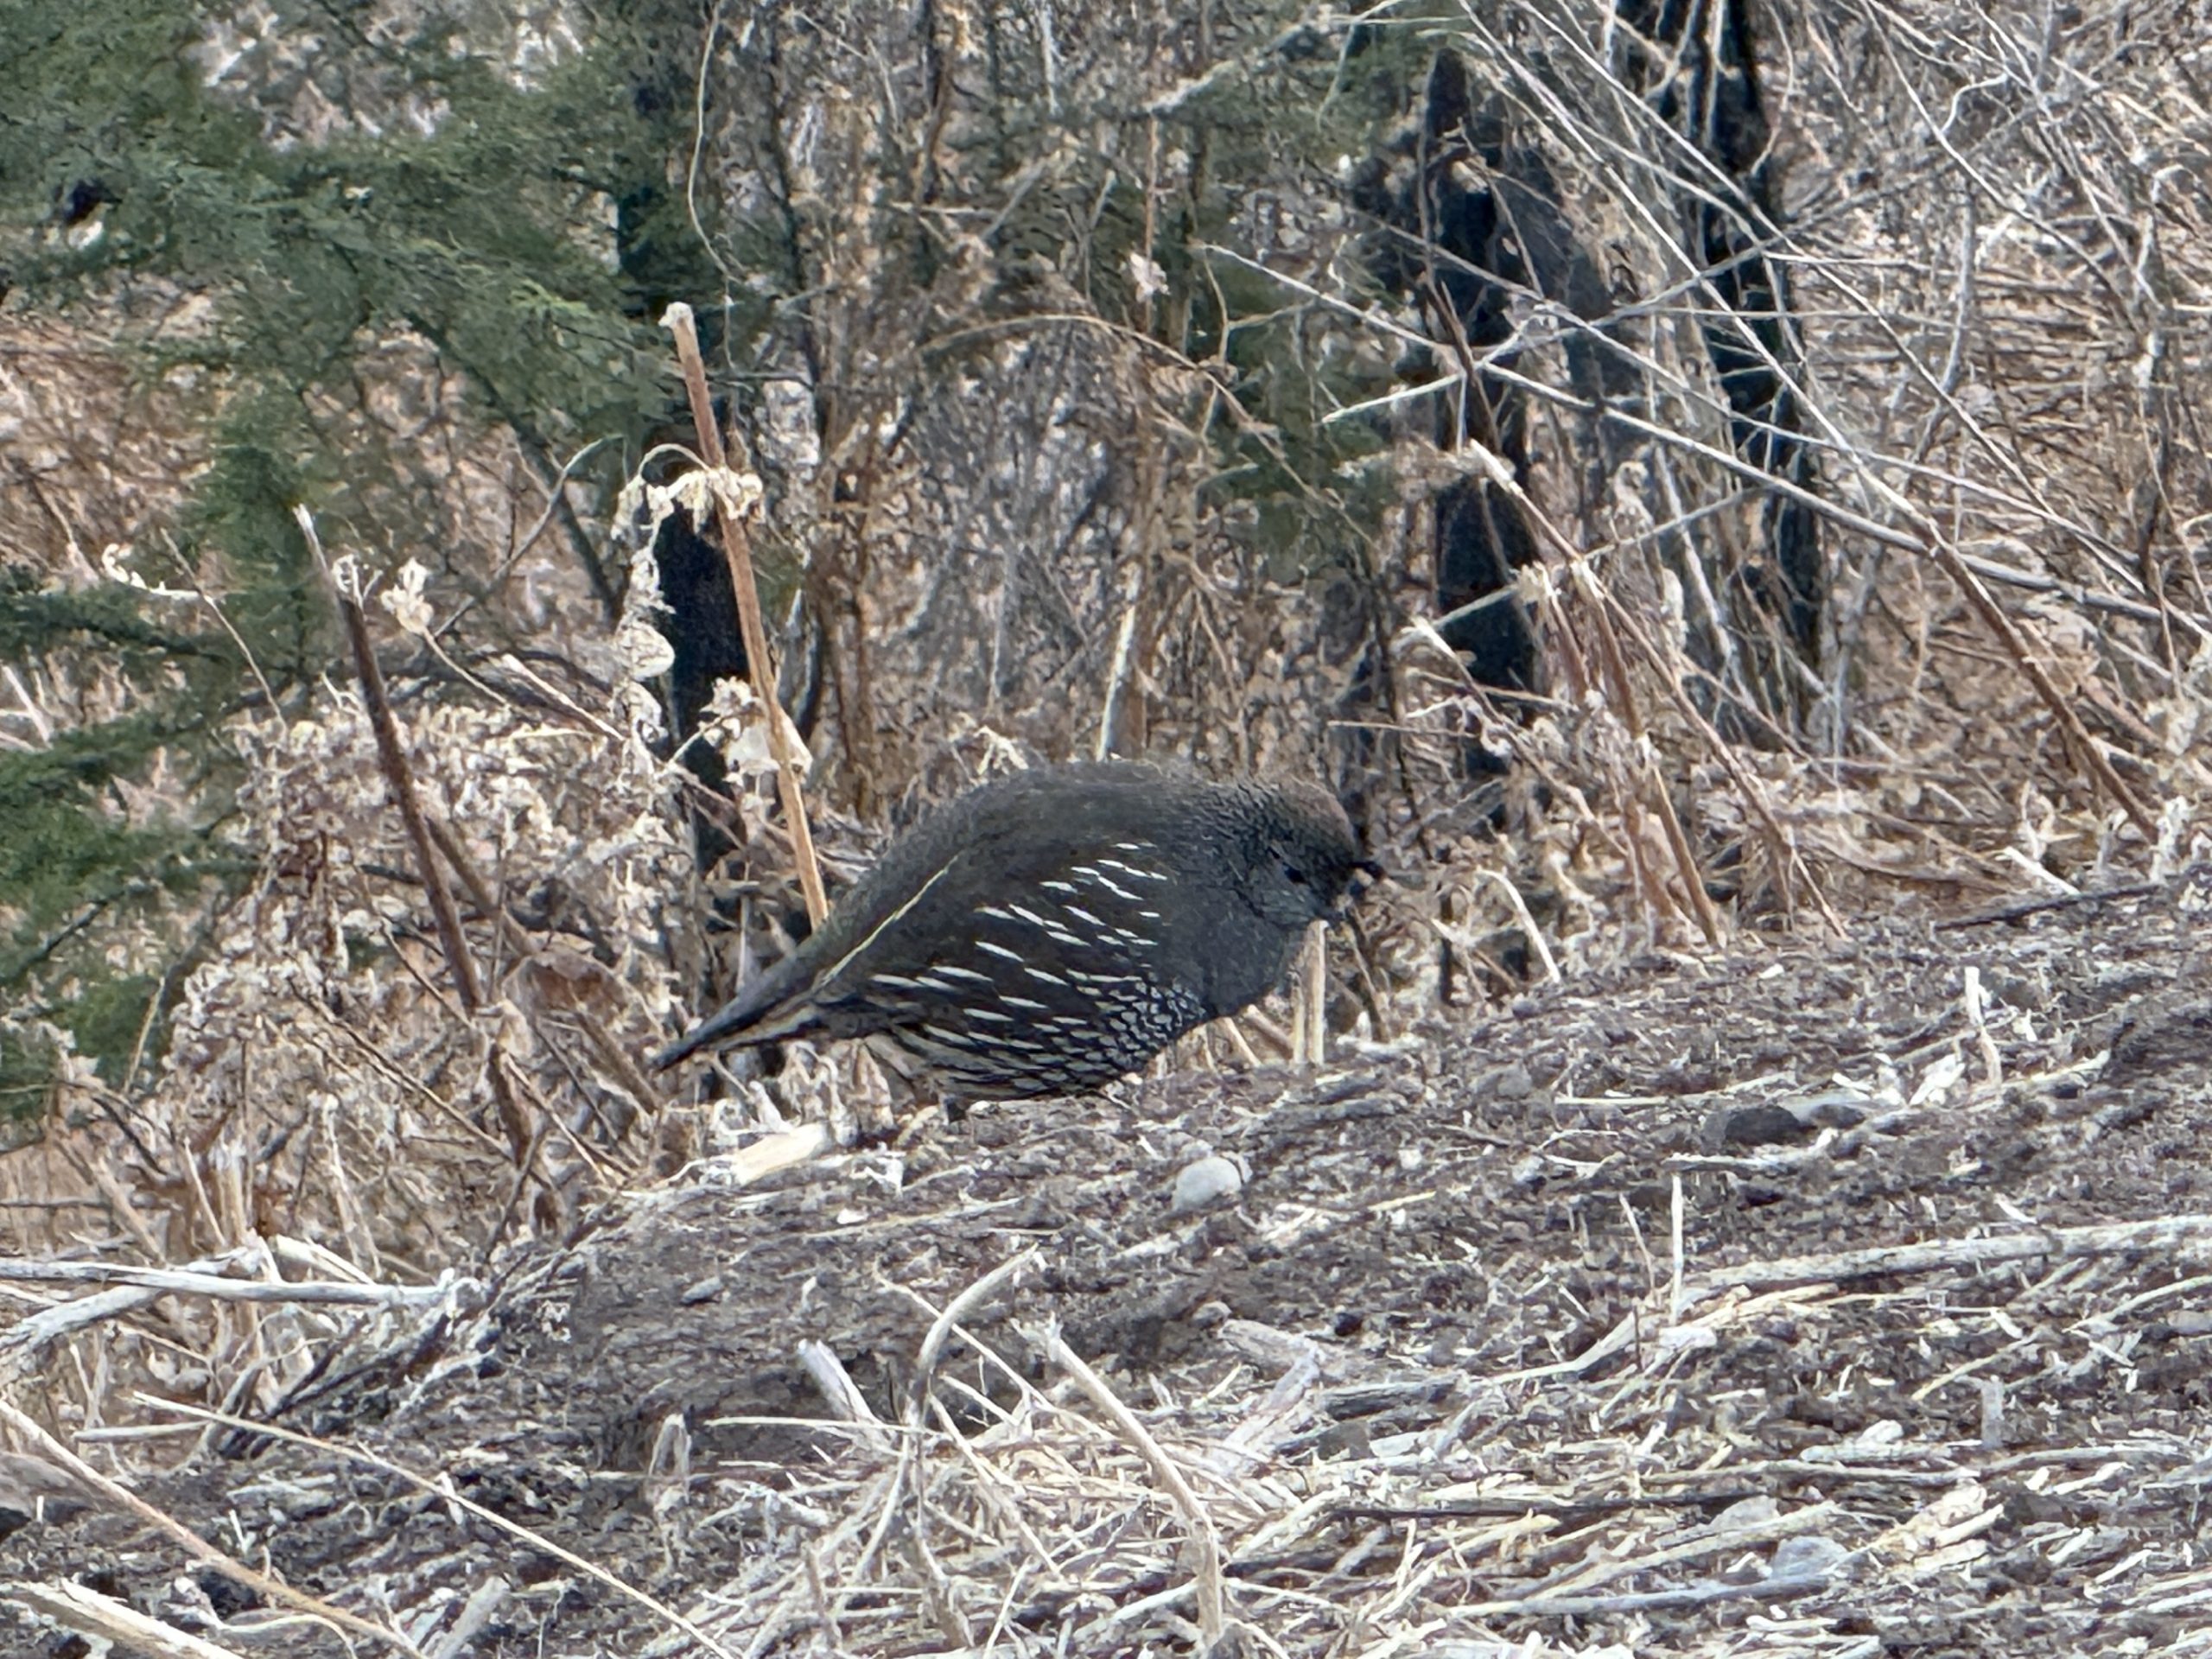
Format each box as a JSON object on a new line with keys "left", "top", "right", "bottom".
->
{"left": 653, "top": 762, "right": 1374, "bottom": 1098}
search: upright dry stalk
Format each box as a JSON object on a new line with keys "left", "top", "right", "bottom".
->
{"left": 1096, "top": 602, "right": 1139, "bottom": 760}
{"left": 297, "top": 507, "right": 536, "bottom": 1170}
{"left": 1924, "top": 537, "right": 2159, "bottom": 841}
{"left": 297, "top": 508, "right": 482, "bottom": 1014}
{"left": 1597, "top": 587, "right": 1845, "bottom": 937}
{"left": 1294, "top": 922, "right": 1328, "bottom": 1064}
{"left": 1573, "top": 568, "right": 1725, "bottom": 946}
{"left": 660, "top": 303, "right": 829, "bottom": 926}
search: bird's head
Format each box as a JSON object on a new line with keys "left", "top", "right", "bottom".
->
{"left": 1241, "top": 780, "right": 1380, "bottom": 929}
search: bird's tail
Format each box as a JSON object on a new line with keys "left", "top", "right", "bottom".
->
{"left": 648, "top": 1022, "right": 719, "bottom": 1072}
{"left": 650, "top": 963, "right": 810, "bottom": 1071}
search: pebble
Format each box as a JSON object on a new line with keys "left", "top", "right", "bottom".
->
{"left": 1172, "top": 1154, "right": 1243, "bottom": 1213}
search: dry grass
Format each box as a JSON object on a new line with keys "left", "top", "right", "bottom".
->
{"left": 11, "top": 884, "right": 2209, "bottom": 1656}
{"left": 6, "top": 0, "right": 2212, "bottom": 1653}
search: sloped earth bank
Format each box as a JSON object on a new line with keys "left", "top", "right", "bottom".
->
{"left": 7, "top": 873, "right": 2212, "bottom": 1657}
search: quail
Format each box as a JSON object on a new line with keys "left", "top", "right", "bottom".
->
{"left": 653, "top": 762, "right": 1376, "bottom": 1097}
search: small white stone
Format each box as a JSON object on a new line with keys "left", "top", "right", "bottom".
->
{"left": 1171, "top": 1155, "right": 1243, "bottom": 1215}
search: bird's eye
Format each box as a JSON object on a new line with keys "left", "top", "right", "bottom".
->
{"left": 1282, "top": 862, "right": 1307, "bottom": 885}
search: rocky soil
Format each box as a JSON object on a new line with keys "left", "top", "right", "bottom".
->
{"left": 7, "top": 872, "right": 2212, "bottom": 1657}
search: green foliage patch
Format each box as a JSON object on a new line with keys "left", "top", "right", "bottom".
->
{"left": 0, "top": 0, "right": 702, "bottom": 1104}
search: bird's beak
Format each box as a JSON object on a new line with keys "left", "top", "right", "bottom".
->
{"left": 1326, "top": 860, "right": 1388, "bottom": 923}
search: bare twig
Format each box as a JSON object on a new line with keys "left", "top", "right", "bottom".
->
{"left": 297, "top": 508, "right": 482, "bottom": 1014}
{"left": 134, "top": 1395, "right": 741, "bottom": 1659}
{"left": 1923, "top": 537, "right": 2160, "bottom": 840}
{"left": 1682, "top": 1213, "right": 2212, "bottom": 1307}
{"left": 5, "top": 1578, "right": 252, "bottom": 1659}
{"left": 1033, "top": 1319, "right": 1225, "bottom": 1647}
{"left": 660, "top": 302, "right": 828, "bottom": 925}
{"left": 297, "top": 507, "right": 537, "bottom": 1167}
{"left": 0, "top": 1401, "right": 423, "bottom": 1656}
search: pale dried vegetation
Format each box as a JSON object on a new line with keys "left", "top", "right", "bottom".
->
{"left": 4, "top": 0, "right": 2212, "bottom": 1655}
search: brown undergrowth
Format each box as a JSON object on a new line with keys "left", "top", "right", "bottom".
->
{"left": 7, "top": 0, "right": 2212, "bottom": 1653}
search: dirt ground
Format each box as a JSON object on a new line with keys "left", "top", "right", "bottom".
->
{"left": 7, "top": 872, "right": 2212, "bottom": 1657}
